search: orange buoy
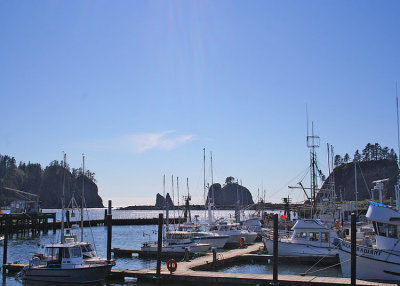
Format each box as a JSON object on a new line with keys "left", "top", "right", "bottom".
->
{"left": 167, "top": 258, "right": 177, "bottom": 273}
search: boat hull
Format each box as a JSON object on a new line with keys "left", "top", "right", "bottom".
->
{"left": 23, "top": 264, "right": 112, "bottom": 283}
{"left": 193, "top": 236, "right": 229, "bottom": 249}
{"left": 263, "top": 238, "right": 338, "bottom": 257}
{"left": 141, "top": 243, "right": 210, "bottom": 253}
{"left": 339, "top": 240, "right": 400, "bottom": 281}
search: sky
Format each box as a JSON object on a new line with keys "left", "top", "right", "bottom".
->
{"left": 1, "top": 1, "right": 400, "bottom": 207}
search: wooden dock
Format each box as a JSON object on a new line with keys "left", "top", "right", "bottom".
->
{"left": 108, "top": 243, "right": 392, "bottom": 285}
{"left": 3, "top": 243, "right": 395, "bottom": 285}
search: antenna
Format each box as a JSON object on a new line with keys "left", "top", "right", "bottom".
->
{"left": 81, "top": 154, "right": 85, "bottom": 242}
{"left": 177, "top": 176, "right": 180, "bottom": 208}
{"left": 396, "top": 82, "right": 400, "bottom": 168}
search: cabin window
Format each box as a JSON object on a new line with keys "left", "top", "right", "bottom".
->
{"left": 70, "top": 247, "right": 82, "bottom": 258}
{"left": 45, "top": 248, "right": 59, "bottom": 261}
{"left": 377, "top": 222, "right": 387, "bottom": 237}
{"left": 309, "top": 232, "right": 319, "bottom": 241}
{"left": 388, "top": 224, "right": 397, "bottom": 238}
{"left": 321, "top": 232, "right": 329, "bottom": 243}
{"left": 62, "top": 248, "right": 70, "bottom": 258}
{"left": 295, "top": 232, "right": 307, "bottom": 239}
{"left": 372, "top": 222, "right": 378, "bottom": 234}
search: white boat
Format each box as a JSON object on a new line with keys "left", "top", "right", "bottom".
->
{"left": 22, "top": 154, "right": 114, "bottom": 283}
{"left": 141, "top": 231, "right": 210, "bottom": 254}
{"left": 263, "top": 219, "right": 339, "bottom": 257}
{"left": 338, "top": 200, "right": 400, "bottom": 281}
{"left": 22, "top": 242, "right": 113, "bottom": 283}
{"left": 177, "top": 223, "right": 229, "bottom": 249}
{"left": 210, "top": 220, "right": 258, "bottom": 246}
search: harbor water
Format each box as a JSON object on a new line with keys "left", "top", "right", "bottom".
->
{"left": 0, "top": 208, "right": 339, "bottom": 285}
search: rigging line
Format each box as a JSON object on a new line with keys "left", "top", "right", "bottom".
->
{"left": 356, "top": 162, "right": 372, "bottom": 198}
{"left": 269, "top": 166, "right": 310, "bottom": 199}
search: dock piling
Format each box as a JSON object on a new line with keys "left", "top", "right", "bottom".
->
{"left": 2, "top": 215, "right": 10, "bottom": 275}
{"left": 351, "top": 212, "right": 356, "bottom": 286}
{"left": 212, "top": 247, "right": 217, "bottom": 268}
{"left": 107, "top": 200, "right": 112, "bottom": 261}
{"left": 272, "top": 213, "right": 279, "bottom": 285}
{"left": 156, "top": 213, "right": 163, "bottom": 278}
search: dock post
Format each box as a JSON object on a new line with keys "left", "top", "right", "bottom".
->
{"left": 212, "top": 247, "right": 217, "bottom": 268}
{"left": 351, "top": 212, "right": 356, "bottom": 286}
{"left": 107, "top": 200, "right": 112, "bottom": 261}
{"left": 156, "top": 213, "right": 163, "bottom": 278}
{"left": 272, "top": 213, "right": 278, "bottom": 285}
{"left": 2, "top": 215, "right": 10, "bottom": 275}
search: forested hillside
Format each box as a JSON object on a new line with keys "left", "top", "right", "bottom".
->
{"left": 0, "top": 155, "right": 104, "bottom": 208}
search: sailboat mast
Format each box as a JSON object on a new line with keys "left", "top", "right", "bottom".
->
{"left": 211, "top": 152, "right": 214, "bottom": 205}
{"left": 177, "top": 176, "right": 180, "bottom": 208}
{"left": 61, "top": 152, "right": 66, "bottom": 244}
{"left": 203, "top": 148, "right": 206, "bottom": 206}
{"left": 81, "top": 154, "right": 85, "bottom": 242}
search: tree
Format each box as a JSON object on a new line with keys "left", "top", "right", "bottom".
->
{"left": 343, "top": 153, "right": 350, "bottom": 163}
{"left": 225, "top": 176, "right": 235, "bottom": 184}
{"left": 362, "top": 143, "right": 372, "bottom": 161}
{"left": 353, "top": 150, "right": 361, "bottom": 162}
{"left": 334, "top": 155, "right": 343, "bottom": 168}
{"left": 382, "top": 147, "right": 389, "bottom": 159}
{"left": 388, "top": 149, "right": 398, "bottom": 162}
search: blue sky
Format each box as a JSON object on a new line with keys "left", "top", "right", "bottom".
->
{"left": 1, "top": 1, "right": 399, "bottom": 206}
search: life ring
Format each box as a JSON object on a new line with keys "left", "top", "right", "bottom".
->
{"left": 167, "top": 258, "right": 177, "bottom": 273}
{"left": 238, "top": 237, "right": 244, "bottom": 248}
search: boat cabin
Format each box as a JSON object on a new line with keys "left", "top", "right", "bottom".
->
{"left": 166, "top": 231, "right": 194, "bottom": 245}
{"left": 290, "top": 219, "right": 338, "bottom": 246}
{"left": 41, "top": 244, "right": 84, "bottom": 268}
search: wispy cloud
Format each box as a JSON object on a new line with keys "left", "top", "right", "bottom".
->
{"left": 105, "top": 131, "right": 194, "bottom": 154}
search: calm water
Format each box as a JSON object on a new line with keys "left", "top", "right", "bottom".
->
{"left": 219, "top": 262, "right": 341, "bottom": 277}
{"left": 0, "top": 209, "right": 330, "bottom": 285}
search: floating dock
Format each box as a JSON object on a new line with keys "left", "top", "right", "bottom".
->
{"left": 4, "top": 242, "right": 394, "bottom": 285}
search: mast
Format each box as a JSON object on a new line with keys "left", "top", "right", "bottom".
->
{"left": 203, "top": 148, "right": 206, "bottom": 207}
{"left": 307, "top": 122, "right": 319, "bottom": 219}
{"left": 177, "top": 176, "right": 180, "bottom": 209}
{"left": 61, "top": 152, "right": 66, "bottom": 244}
{"left": 354, "top": 160, "right": 358, "bottom": 217}
{"left": 172, "top": 175, "right": 175, "bottom": 228}
{"left": 210, "top": 151, "right": 214, "bottom": 206}
{"left": 164, "top": 175, "right": 169, "bottom": 231}
{"left": 81, "top": 154, "right": 85, "bottom": 242}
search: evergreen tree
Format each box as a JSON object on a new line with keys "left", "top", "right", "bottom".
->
{"left": 343, "top": 153, "right": 350, "bottom": 163}
{"left": 334, "top": 155, "right": 343, "bottom": 167}
{"left": 353, "top": 150, "right": 361, "bottom": 162}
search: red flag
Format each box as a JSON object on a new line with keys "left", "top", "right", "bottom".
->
{"left": 280, "top": 214, "right": 287, "bottom": 219}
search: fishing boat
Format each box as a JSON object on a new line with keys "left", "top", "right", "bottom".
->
{"left": 21, "top": 154, "right": 114, "bottom": 283}
{"left": 338, "top": 199, "right": 400, "bottom": 281}
{"left": 141, "top": 230, "right": 211, "bottom": 254}
{"left": 263, "top": 219, "right": 339, "bottom": 257}
{"left": 209, "top": 219, "right": 258, "bottom": 246}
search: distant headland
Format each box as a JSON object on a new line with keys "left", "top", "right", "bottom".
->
{"left": 0, "top": 154, "right": 104, "bottom": 208}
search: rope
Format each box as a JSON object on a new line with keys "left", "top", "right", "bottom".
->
{"left": 302, "top": 242, "right": 341, "bottom": 275}
{"left": 300, "top": 258, "right": 350, "bottom": 276}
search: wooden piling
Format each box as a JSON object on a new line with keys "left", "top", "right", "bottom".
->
{"left": 351, "top": 213, "right": 356, "bottom": 286}
{"left": 107, "top": 200, "right": 112, "bottom": 261}
{"left": 273, "top": 213, "right": 278, "bottom": 284}
{"left": 2, "top": 215, "right": 10, "bottom": 274}
{"left": 156, "top": 213, "right": 163, "bottom": 278}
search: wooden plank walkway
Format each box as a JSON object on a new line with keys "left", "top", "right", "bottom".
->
{"left": 4, "top": 243, "right": 395, "bottom": 285}
{"left": 110, "top": 243, "right": 394, "bottom": 285}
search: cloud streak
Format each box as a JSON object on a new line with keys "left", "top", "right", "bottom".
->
{"left": 111, "top": 131, "right": 194, "bottom": 153}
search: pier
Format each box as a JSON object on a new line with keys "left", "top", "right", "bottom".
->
{"left": 0, "top": 213, "right": 56, "bottom": 235}
{"left": 4, "top": 242, "right": 394, "bottom": 285}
